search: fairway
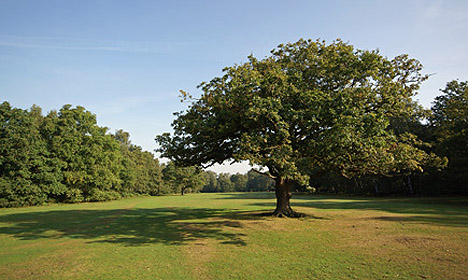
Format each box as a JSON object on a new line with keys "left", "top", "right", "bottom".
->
{"left": 0, "top": 193, "right": 467, "bottom": 280}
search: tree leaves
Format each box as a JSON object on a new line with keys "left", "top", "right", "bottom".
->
{"left": 157, "top": 38, "right": 439, "bottom": 186}
{"left": 0, "top": 103, "right": 164, "bottom": 207}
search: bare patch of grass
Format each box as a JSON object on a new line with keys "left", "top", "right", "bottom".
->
{"left": 183, "top": 231, "right": 216, "bottom": 280}
{"left": 310, "top": 208, "right": 468, "bottom": 280}
{"left": 1, "top": 240, "right": 90, "bottom": 280}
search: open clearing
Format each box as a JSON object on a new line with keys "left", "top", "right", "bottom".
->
{"left": 0, "top": 193, "right": 466, "bottom": 280}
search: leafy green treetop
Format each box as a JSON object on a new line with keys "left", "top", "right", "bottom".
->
{"left": 46, "top": 105, "right": 122, "bottom": 201}
{"left": 431, "top": 80, "right": 468, "bottom": 158}
{"left": 162, "top": 162, "right": 205, "bottom": 195}
{"left": 157, "top": 39, "right": 442, "bottom": 216}
{"left": 429, "top": 80, "right": 468, "bottom": 192}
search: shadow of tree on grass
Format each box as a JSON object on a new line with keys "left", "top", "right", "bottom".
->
{"left": 218, "top": 193, "right": 468, "bottom": 228}
{"left": 0, "top": 207, "right": 247, "bottom": 246}
{"left": 289, "top": 196, "right": 468, "bottom": 227}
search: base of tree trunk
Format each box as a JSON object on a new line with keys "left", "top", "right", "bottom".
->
{"left": 273, "top": 178, "right": 305, "bottom": 218}
{"left": 271, "top": 208, "right": 306, "bottom": 218}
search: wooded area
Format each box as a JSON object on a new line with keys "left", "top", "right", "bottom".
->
{"left": 0, "top": 102, "right": 278, "bottom": 207}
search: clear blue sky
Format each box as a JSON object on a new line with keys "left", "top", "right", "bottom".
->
{"left": 1, "top": 0, "right": 467, "bottom": 173}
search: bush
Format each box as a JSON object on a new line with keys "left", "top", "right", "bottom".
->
{"left": 65, "top": 188, "right": 84, "bottom": 203}
{"left": 87, "top": 188, "right": 122, "bottom": 202}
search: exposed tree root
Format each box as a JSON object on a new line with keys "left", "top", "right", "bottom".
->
{"left": 271, "top": 208, "right": 306, "bottom": 218}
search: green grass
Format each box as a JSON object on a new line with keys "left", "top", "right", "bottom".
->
{"left": 0, "top": 193, "right": 467, "bottom": 279}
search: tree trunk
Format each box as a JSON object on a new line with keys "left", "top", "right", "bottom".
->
{"left": 272, "top": 178, "right": 304, "bottom": 218}
{"left": 407, "top": 175, "right": 414, "bottom": 194}
{"left": 372, "top": 178, "right": 380, "bottom": 195}
{"left": 181, "top": 187, "right": 185, "bottom": 196}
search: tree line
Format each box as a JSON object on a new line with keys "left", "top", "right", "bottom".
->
{"left": 0, "top": 103, "right": 163, "bottom": 207}
{"left": 0, "top": 102, "right": 276, "bottom": 207}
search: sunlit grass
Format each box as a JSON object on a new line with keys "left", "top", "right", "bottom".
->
{"left": 0, "top": 193, "right": 467, "bottom": 279}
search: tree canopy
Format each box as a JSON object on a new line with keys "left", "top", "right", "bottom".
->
{"left": 156, "top": 39, "right": 443, "bottom": 216}
{"left": 162, "top": 162, "right": 205, "bottom": 195}
{"left": 429, "top": 80, "right": 468, "bottom": 193}
{"left": 431, "top": 80, "right": 468, "bottom": 157}
{"left": 0, "top": 102, "right": 165, "bottom": 207}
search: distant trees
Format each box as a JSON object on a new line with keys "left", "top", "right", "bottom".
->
{"left": 429, "top": 80, "right": 468, "bottom": 194}
{"left": 200, "top": 171, "right": 218, "bottom": 192}
{"left": 162, "top": 162, "right": 205, "bottom": 195}
{"left": 431, "top": 80, "right": 468, "bottom": 158}
{"left": 113, "top": 129, "right": 163, "bottom": 195}
{"left": 45, "top": 105, "right": 123, "bottom": 202}
{"left": 230, "top": 173, "right": 248, "bottom": 192}
{"left": 0, "top": 103, "right": 164, "bottom": 207}
{"left": 247, "top": 171, "right": 275, "bottom": 192}
{"left": 0, "top": 103, "right": 59, "bottom": 206}
{"left": 199, "top": 170, "right": 274, "bottom": 193}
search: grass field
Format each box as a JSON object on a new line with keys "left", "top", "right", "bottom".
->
{"left": 0, "top": 193, "right": 467, "bottom": 280}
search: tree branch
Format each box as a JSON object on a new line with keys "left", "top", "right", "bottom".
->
{"left": 251, "top": 168, "right": 276, "bottom": 180}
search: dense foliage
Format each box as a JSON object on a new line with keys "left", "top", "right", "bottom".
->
{"left": 162, "top": 162, "right": 205, "bottom": 195}
{"left": 200, "top": 170, "right": 275, "bottom": 193}
{"left": 428, "top": 80, "right": 468, "bottom": 194}
{"left": 305, "top": 80, "right": 467, "bottom": 196}
{"left": 156, "top": 39, "right": 446, "bottom": 216}
{"left": 0, "top": 103, "right": 165, "bottom": 207}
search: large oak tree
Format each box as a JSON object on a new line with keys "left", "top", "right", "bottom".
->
{"left": 156, "top": 39, "right": 440, "bottom": 217}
